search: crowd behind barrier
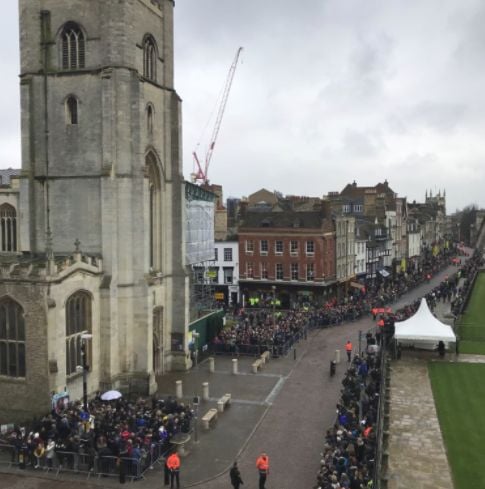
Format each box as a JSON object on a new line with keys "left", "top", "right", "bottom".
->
{"left": 315, "top": 343, "right": 382, "bottom": 489}
{"left": 313, "top": 246, "right": 482, "bottom": 489}
{"left": 214, "top": 246, "right": 462, "bottom": 358}
{"left": 212, "top": 309, "right": 308, "bottom": 357}
{"left": 0, "top": 395, "right": 193, "bottom": 480}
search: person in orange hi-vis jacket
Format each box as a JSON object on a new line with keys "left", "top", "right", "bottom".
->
{"left": 256, "top": 452, "right": 269, "bottom": 489}
{"left": 345, "top": 340, "right": 353, "bottom": 362}
{"left": 166, "top": 451, "right": 180, "bottom": 489}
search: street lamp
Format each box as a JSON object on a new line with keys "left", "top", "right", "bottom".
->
{"left": 80, "top": 333, "right": 93, "bottom": 413}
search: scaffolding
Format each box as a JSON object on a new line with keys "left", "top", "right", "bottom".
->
{"left": 185, "top": 182, "right": 218, "bottom": 320}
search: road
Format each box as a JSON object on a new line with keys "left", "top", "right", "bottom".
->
{"left": 0, "top": 263, "right": 458, "bottom": 489}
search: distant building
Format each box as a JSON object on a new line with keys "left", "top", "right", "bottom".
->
{"left": 237, "top": 191, "right": 336, "bottom": 307}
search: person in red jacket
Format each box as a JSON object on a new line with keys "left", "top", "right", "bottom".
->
{"left": 166, "top": 451, "right": 181, "bottom": 489}
{"left": 256, "top": 452, "right": 269, "bottom": 489}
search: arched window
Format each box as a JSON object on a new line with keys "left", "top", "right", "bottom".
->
{"left": 147, "top": 104, "right": 154, "bottom": 135}
{"left": 0, "top": 298, "right": 25, "bottom": 377}
{"left": 66, "top": 96, "right": 78, "bottom": 125}
{"left": 146, "top": 153, "right": 161, "bottom": 269}
{"left": 0, "top": 204, "right": 17, "bottom": 252}
{"left": 143, "top": 35, "right": 157, "bottom": 81}
{"left": 61, "top": 22, "right": 85, "bottom": 70}
{"left": 65, "top": 291, "right": 91, "bottom": 376}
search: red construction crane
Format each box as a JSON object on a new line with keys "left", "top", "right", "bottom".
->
{"left": 192, "top": 47, "right": 243, "bottom": 185}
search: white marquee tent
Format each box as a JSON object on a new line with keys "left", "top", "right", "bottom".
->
{"left": 394, "top": 298, "right": 456, "bottom": 350}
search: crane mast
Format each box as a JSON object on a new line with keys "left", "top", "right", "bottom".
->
{"left": 192, "top": 47, "right": 243, "bottom": 185}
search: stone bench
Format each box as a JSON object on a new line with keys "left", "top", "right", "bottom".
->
{"left": 217, "top": 393, "right": 232, "bottom": 413}
{"left": 201, "top": 408, "right": 218, "bottom": 430}
{"left": 252, "top": 358, "right": 263, "bottom": 373}
{"left": 260, "top": 350, "right": 270, "bottom": 364}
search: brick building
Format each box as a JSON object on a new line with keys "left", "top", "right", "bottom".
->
{"left": 237, "top": 198, "right": 336, "bottom": 308}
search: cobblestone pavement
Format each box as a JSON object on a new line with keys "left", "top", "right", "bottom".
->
{"left": 0, "top": 263, "right": 465, "bottom": 489}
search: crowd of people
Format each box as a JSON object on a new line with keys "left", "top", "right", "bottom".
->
{"left": 315, "top": 349, "right": 381, "bottom": 489}
{"left": 1, "top": 395, "right": 192, "bottom": 477}
{"left": 212, "top": 309, "right": 308, "bottom": 355}
{"left": 1, "top": 243, "right": 478, "bottom": 487}
{"left": 213, "top": 246, "right": 461, "bottom": 354}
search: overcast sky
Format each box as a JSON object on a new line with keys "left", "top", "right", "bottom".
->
{"left": 1, "top": 1, "right": 484, "bottom": 213}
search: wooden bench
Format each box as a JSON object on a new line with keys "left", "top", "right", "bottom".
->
{"left": 252, "top": 358, "right": 263, "bottom": 373}
{"left": 217, "top": 393, "right": 231, "bottom": 413}
{"left": 201, "top": 408, "right": 218, "bottom": 430}
{"left": 260, "top": 350, "right": 270, "bottom": 364}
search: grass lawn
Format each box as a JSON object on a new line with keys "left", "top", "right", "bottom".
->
{"left": 457, "top": 272, "right": 485, "bottom": 353}
{"left": 429, "top": 363, "right": 485, "bottom": 489}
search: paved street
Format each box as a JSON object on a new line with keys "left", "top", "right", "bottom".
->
{"left": 0, "top": 264, "right": 460, "bottom": 489}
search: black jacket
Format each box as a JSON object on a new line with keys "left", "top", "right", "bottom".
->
{"left": 230, "top": 466, "right": 243, "bottom": 485}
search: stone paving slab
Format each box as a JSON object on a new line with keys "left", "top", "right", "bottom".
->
{"left": 387, "top": 356, "right": 454, "bottom": 489}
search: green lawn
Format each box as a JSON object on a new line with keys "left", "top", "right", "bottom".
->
{"left": 429, "top": 363, "right": 485, "bottom": 489}
{"left": 457, "top": 272, "right": 485, "bottom": 353}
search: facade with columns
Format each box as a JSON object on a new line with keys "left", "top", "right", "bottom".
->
{"left": 0, "top": 0, "right": 190, "bottom": 421}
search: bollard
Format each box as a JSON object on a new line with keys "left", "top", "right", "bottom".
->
{"left": 202, "top": 382, "right": 209, "bottom": 401}
{"left": 232, "top": 358, "right": 238, "bottom": 375}
{"left": 335, "top": 349, "right": 341, "bottom": 364}
{"left": 209, "top": 357, "right": 215, "bottom": 373}
{"left": 175, "top": 380, "right": 183, "bottom": 399}
{"left": 293, "top": 348, "right": 296, "bottom": 360}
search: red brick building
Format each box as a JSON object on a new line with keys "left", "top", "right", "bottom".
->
{"left": 237, "top": 203, "right": 336, "bottom": 307}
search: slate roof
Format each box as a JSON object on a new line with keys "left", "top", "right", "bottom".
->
{"left": 240, "top": 210, "right": 325, "bottom": 230}
{"left": 0, "top": 168, "right": 21, "bottom": 186}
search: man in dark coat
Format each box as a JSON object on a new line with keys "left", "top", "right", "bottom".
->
{"left": 230, "top": 461, "right": 244, "bottom": 489}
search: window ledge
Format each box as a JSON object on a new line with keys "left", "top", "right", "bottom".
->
{"left": 0, "top": 375, "right": 26, "bottom": 383}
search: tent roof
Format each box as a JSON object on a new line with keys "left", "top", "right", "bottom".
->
{"left": 395, "top": 298, "right": 456, "bottom": 343}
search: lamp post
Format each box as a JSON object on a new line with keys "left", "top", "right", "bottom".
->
{"left": 80, "top": 333, "right": 93, "bottom": 413}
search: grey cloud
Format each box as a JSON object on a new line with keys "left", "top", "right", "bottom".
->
{"left": 407, "top": 102, "right": 468, "bottom": 133}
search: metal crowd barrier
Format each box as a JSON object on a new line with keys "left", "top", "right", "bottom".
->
{"left": 0, "top": 441, "right": 171, "bottom": 481}
{"left": 0, "top": 443, "right": 17, "bottom": 467}
{"left": 54, "top": 451, "right": 95, "bottom": 478}
{"left": 95, "top": 455, "right": 141, "bottom": 481}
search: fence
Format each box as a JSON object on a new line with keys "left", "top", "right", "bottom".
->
{"left": 211, "top": 326, "right": 307, "bottom": 359}
{"left": 372, "top": 345, "right": 390, "bottom": 489}
{"left": 0, "top": 440, "right": 171, "bottom": 481}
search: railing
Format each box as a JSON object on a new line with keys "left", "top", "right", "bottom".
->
{"left": 0, "top": 443, "right": 17, "bottom": 468}
{"left": 373, "top": 345, "right": 390, "bottom": 489}
{"left": 211, "top": 327, "right": 308, "bottom": 359}
{"left": 0, "top": 441, "right": 171, "bottom": 481}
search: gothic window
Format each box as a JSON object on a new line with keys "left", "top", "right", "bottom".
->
{"left": 143, "top": 35, "right": 157, "bottom": 81}
{"left": 0, "top": 298, "right": 25, "bottom": 378}
{"left": 0, "top": 204, "right": 17, "bottom": 252}
{"left": 61, "top": 22, "right": 85, "bottom": 70}
{"left": 65, "top": 292, "right": 92, "bottom": 376}
{"left": 66, "top": 96, "right": 78, "bottom": 125}
{"left": 147, "top": 104, "right": 154, "bottom": 135}
{"left": 146, "top": 152, "right": 161, "bottom": 270}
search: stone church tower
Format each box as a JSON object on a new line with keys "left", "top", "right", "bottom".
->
{"left": 0, "top": 0, "right": 189, "bottom": 421}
